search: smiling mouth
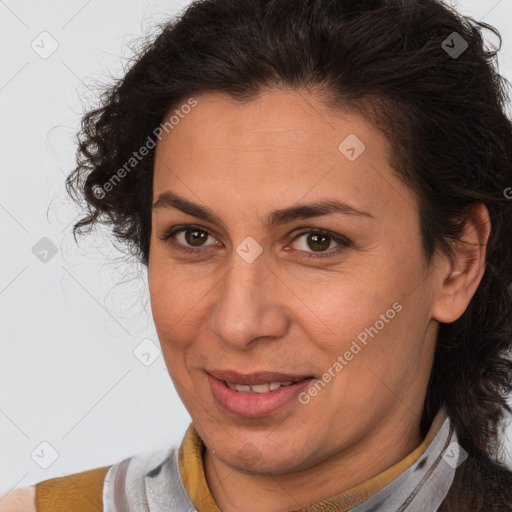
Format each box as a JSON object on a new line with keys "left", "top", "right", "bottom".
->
{"left": 207, "top": 372, "right": 315, "bottom": 417}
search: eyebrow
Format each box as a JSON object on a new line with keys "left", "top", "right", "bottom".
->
{"left": 152, "top": 190, "right": 375, "bottom": 226}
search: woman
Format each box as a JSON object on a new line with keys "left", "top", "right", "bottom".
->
{"left": 2, "top": 0, "right": 512, "bottom": 510}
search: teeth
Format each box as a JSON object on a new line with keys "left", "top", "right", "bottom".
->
{"left": 248, "top": 383, "right": 270, "bottom": 393}
{"left": 226, "top": 380, "right": 299, "bottom": 393}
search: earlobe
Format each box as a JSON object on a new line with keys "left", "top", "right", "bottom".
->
{"left": 431, "top": 203, "right": 491, "bottom": 324}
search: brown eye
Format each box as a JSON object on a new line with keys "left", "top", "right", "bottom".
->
{"left": 159, "top": 224, "right": 219, "bottom": 253}
{"left": 184, "top": 229, "right": 209, "bottom": 247}
{"left": 290, "top": 230, "right": 351, "bottom": 259}
{"left": 305, "top": 233, "right": 331, "bottom": 252}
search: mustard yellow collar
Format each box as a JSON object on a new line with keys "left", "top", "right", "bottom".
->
{"left": 178, "top": 409, "right": 446, "bottom": 511}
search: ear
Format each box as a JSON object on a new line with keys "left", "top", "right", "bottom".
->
{"left": 431, "top": 203, "right": 491, "bottom": 324}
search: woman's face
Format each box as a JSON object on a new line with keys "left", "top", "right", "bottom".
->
{"left": 148, "top": 88, "right": 445, "bottom": 475}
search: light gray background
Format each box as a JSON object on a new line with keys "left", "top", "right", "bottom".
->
{"left": 1, "top": 0, "right": 511, "bottom": 493}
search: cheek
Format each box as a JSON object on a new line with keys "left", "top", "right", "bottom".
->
{"left": 310, "top": 248, "right": 427, "bottom": 371}
{"left": 148, "top": 255, "right": 184, "bottom": 348}
{"left": 328, "top": 291, "right": 432, "bottom": 408}
{"left": 148, "top": 264, "right": 194, "bottom": 383}
{"left": 148, "top": 253, "right": 217, "bottom": 369}
{"left": 294, "top": 264, "right": 402, "bottom": 351}
{"left": 148, "top": 249, "right": 200, "bottom": 326}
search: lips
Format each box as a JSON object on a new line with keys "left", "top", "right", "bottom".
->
{"left": 207, "top": 372, "right": 315, "bottom": 417}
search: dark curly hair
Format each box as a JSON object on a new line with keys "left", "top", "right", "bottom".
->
{"left": 66, "top": 0, "right": 512, "bottom": 463}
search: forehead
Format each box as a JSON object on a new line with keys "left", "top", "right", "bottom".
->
{"left": 152, "top": 89, "right": 416, "bottom": 223}
{"left": 155, "top": 89, "right": 380, "bottom": 161}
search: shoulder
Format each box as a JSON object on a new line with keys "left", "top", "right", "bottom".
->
{"left": 1, "top": 445, "right": 181, "bottom": 512}
{"left": 440, "top": 445, "right": 512, "bottom": 511}
{"left": 0, "top": 465, "right": 110, "bottom": 512}
{"left": 35, "top": 465, "right": 111, "bottom": 512}
{"left": 0, "top": 485, "right": 36, "bottom": 512}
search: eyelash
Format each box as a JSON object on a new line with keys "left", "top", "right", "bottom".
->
{"left": 158, "top": 224, "right": 351, "bottom": 259}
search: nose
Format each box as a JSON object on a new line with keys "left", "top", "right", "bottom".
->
{"left": 208, "top": 249, "right": 289, "bottom": 350}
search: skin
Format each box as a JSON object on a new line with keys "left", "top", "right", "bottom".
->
{"left": 148, "top": 88, "right": 490, "bottom": 512}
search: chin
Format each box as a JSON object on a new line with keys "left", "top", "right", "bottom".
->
{"left": 216, "top": 441, "right": 314, "bottom": 476}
